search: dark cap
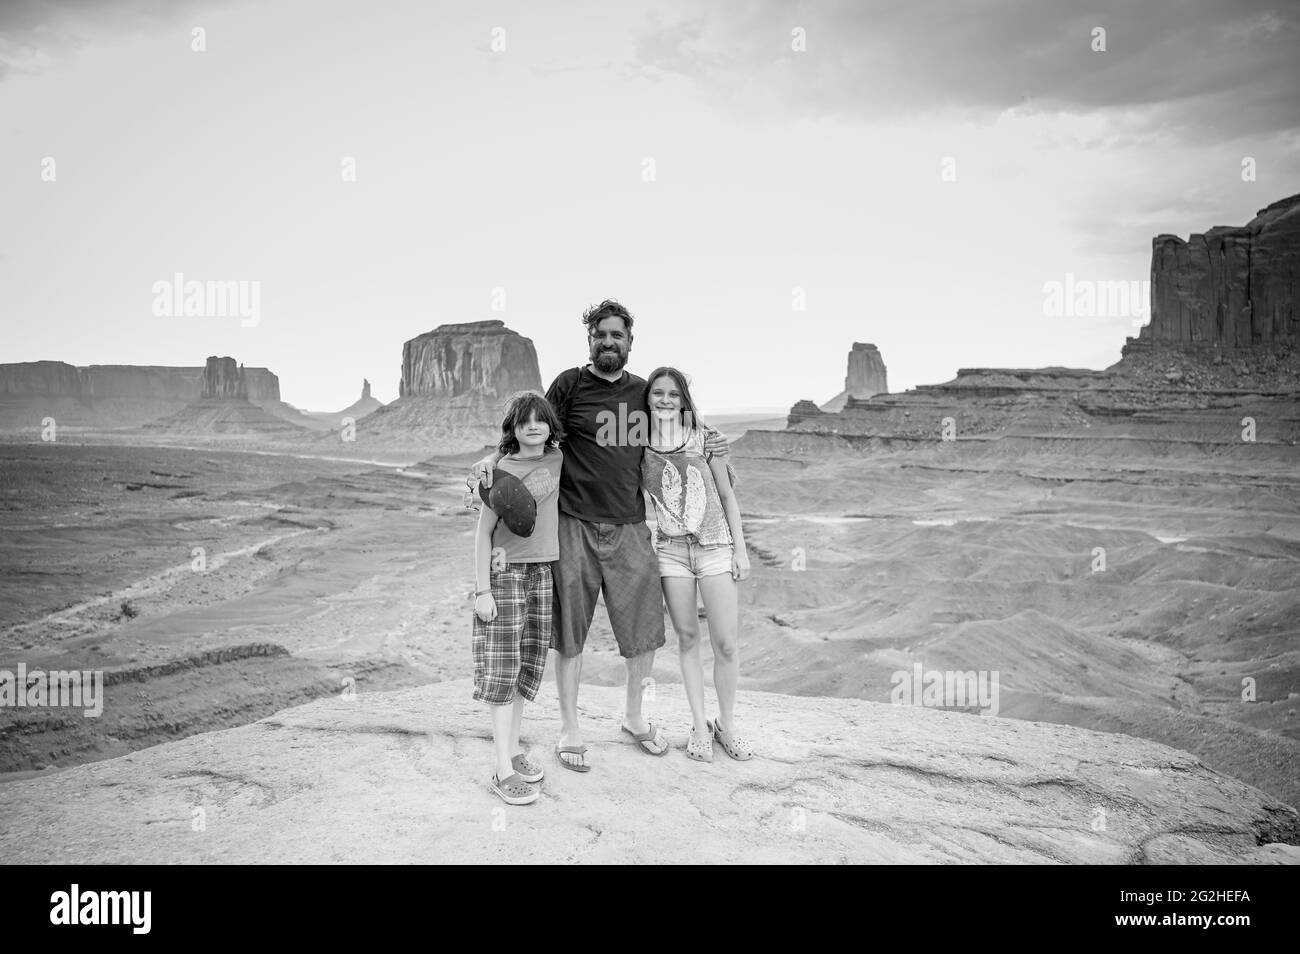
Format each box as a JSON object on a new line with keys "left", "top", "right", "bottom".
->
{"left": 478, "top": 468, "right": 537, "bottom": 537}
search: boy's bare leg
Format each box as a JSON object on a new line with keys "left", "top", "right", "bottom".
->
{"left": 555, "top": 650, "right": 587, "bottom": 768}
{"left": 509, "top": 695, "right": 527, "bottom": 756}
{"left": 490, "top": 702, "right": 515, "bottom": 780}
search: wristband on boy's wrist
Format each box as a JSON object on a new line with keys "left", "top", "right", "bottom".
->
{"left": 475, "top": 588, "right": 491, "bottom": 597}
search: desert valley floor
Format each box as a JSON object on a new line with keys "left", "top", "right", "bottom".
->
{"left": 1, "top": 435, "right": 1297, "bottom": 809}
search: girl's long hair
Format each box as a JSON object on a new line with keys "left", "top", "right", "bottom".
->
{"left": 497, "top": 390, "right": 563, "bottom": 457}
{"left": 644, "top": 366, "right": 737, "bottom": 489}
{"left": 644, "top": 366, "right": 707, "bottom": 434}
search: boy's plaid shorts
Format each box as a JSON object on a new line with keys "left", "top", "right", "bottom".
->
{"left": 472, "top": 561, "right": 553, "bottom": 705}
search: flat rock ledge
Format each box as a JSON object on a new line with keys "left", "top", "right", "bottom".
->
{"left": 2, "top": 680, "right": 1297, "bottom": 864}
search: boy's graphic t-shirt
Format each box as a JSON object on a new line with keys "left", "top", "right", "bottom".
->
{"left": 486, "top": 446, "right": 563, "bottom": 562}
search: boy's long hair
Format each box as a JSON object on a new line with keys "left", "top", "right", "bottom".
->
{"left": 497, "top": 390, "right": 563, "bottom": 457}
{"left": 644, "top": 366, "right": 706, "bottom": 433}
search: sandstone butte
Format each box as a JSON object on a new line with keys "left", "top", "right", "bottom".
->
{"left": 821, "top": 342, "right": 889, "bottom": 412}
{"left": 399, "top": 320, "right": 541, "bottom": 400}
{"left": 1, "top": 680, "right": 1295, "bottom": 864}
{"left": 145, "top": 356, "right": 322, "bottom": 436}
{"left": 331, "top": 319, "right": 544, "bottom": 451}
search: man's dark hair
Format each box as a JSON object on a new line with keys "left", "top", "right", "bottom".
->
{"left": 582, "top": 299, "right": 634, "bottom": 335}
{"left": 497, "top": 390, "right": 564, "bottom": 457}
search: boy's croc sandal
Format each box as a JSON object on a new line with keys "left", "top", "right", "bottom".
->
{"left": 491, "top": 772, "right": 539, "bottom": 805}
{"left": 512, "top": 753, "right": 544, "bottom": 783}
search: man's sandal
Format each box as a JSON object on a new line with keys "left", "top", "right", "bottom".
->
{"left": 685, "top": 726, "right": 714, "bottom": 763}
{"left": 621, "top": 722, "right": 669, "bottom": 756}
{"left": 708, "top": 718, "right": 753, "bottom": 761}
{"left": 555, "top": 744, "right": 591, "bottom": 773}
{"left": 491, "top": 772, "right": 539, "bottom": 805}
{"left": 512, "top": 753, "right": 544, "bottom": 783}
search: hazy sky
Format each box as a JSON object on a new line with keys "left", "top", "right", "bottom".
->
{"left": 3, "top": 0, "right": 1297, "bottom": 412}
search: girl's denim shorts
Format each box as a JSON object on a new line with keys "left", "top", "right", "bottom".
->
{"left": 655, "top": 533, "right": 733, "bottom": 579}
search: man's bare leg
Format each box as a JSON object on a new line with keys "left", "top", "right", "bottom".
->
{"left": 622, "top": 649, "right": 655, "bottom": 735}
{"left": 554, "top": 650, "right": 588, "bottom": 769}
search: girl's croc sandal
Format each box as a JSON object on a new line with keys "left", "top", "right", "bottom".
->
{"left": 686, "top": 726, "right": 714, "bottom": 763}
{"left": 708, "top": 718, "right": 753, "bottom": 761}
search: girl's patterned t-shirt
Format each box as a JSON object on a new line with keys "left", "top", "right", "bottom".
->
{"left": 641, "top": 428, "right": 732, "bottom": 546}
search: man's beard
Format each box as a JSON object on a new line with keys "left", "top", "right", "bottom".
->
{"left": 591, "top": 345, "right": 627, "bottom": 373}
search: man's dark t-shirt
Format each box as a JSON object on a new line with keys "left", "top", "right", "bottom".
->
{"left": 546, "top": 366, "right": 646, "bottom": 524}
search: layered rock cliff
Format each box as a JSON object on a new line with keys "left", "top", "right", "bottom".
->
{"left": 780, "top": 195, "right": 1300, "bottom": 444}
{"left": 0, "top": 357, "right": 321, "bottom": 435}
{"left": 776, "top": 354, "right": 1300, "bottom": 444}
{"left": 83, "top": 365, "right": 207, "bottom": 400}
{"left": 1129, "top": 192, "right": 1300, "bottom": 352}
{"left": 822, "top": 342, "right": 888, "bottom": 411}
{"left": 0, "top": 360, "right": 282, "bottom": 402}
{"left": 0, "top": 360, "right": 84, "bottom": 396}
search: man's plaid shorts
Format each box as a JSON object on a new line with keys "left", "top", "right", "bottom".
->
{"left": 472, "top": 561, "right": 553, "bottom": 705}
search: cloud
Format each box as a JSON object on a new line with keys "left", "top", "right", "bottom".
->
{"left": 630, "top": 0, "right": 1300, "bottom": 141}
{"left": 0, "top": 0, "right": 245, "bottom": 82}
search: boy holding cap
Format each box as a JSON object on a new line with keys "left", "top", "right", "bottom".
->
{"left": 472, "top": 391, "right": 564, "bottom": 805}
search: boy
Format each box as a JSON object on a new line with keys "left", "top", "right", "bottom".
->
{"left": 472, "top": 391, "right": 564, "bottom": 805}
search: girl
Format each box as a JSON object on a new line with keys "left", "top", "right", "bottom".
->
{"left": 640, "top": 367, "right": 752, "bottom": 762}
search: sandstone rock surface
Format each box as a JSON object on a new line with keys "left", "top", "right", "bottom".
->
{"left": 0, "top": 680, "right": 1295, "bottom": 864}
